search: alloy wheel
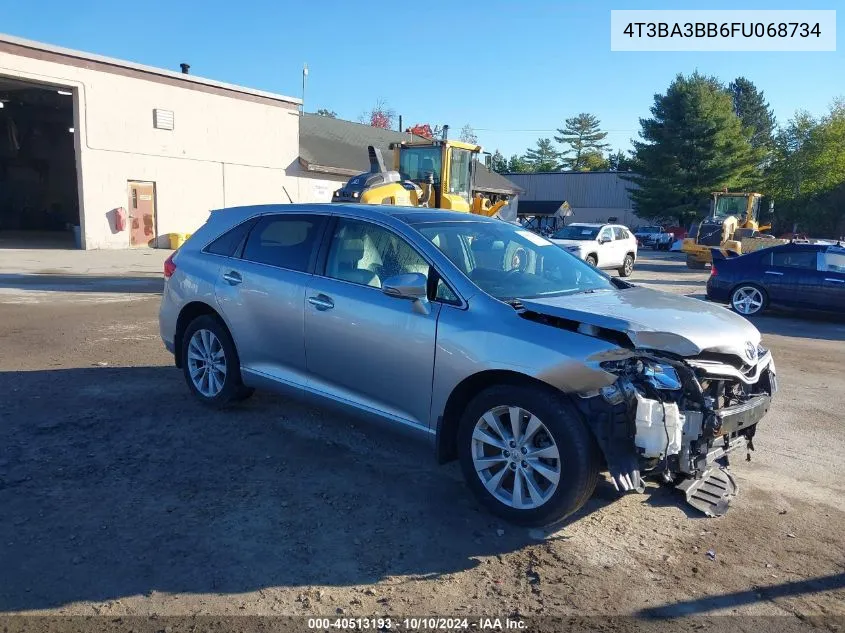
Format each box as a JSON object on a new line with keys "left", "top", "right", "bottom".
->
{"left": 471, "top": 405, "right": 561, "bottom": 510}
{"left": 187, "top": 329, "right": 227, "bottom": 397}
{"left": 732, "top": 286, "right": 764, "bottom": 315}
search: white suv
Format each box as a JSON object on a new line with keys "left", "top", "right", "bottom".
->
{"left": 549, "top": 223, "right": 638, "bottom": 276}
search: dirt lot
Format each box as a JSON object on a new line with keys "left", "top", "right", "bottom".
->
{"left": 0, "top": 251, "right": 843, "bottom": 626}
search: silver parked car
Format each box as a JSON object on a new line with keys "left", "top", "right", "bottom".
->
{"left": 160, "top": 204, "right": 777, "bottom": 525}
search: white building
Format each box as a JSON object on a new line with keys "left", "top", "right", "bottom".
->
{"left": 0, "top": 34, "right": 521, "bottom": 250}
{"left": 0, "top": 34, "right": 301, "bottom": 249}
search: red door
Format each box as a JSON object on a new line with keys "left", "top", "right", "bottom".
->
{"left": 128, "top": 181, "right": 156, "bottom": 247}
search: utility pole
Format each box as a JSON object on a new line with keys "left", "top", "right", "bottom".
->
{"left": 301, "top": 63, "right": 308, "bottom": 113}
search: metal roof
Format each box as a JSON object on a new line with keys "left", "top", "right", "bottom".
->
{"left": 503, "top": 171, "right": 637, "bottom": 208}
{"left": 300, "top": 114, "right": 522, "bottom": 195}
{"left": 0, "top": 33, "right": 301, "bottom": 106}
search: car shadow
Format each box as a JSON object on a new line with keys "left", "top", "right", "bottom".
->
{"left": 750, "top": 313, "right": 845, "bottom": 342}
{"left": 0, "top": 365, "right": 620, "bottom": 612}
{"left": 0, "top": 274, "right": 163, "bottom": 294}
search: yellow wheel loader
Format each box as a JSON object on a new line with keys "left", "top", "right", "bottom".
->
{"left": 331, "top": 136, "right": 516, "bottom": 221}
{"left": 681, "top": 191, "right": 775, "bottom": 269}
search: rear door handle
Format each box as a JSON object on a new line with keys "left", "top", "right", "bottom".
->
{"left": 308, "top": 294, "right": 335, "bottom": 311}
{"left": 223, "top": 271, "right": 242, "bottom": 285}
{"left": 764, "top": 270, "right": 784, "bottom": 276}
{"left": 824, "top": 278, "right": 845, "bottom": 284}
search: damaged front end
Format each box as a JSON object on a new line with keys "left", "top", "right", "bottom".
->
{"left": 573, "top": 347, "right": 777, "bottom": 516}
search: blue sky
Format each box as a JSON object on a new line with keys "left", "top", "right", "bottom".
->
{"left": 1, "top": 0, "right": 841, "bottom": 158}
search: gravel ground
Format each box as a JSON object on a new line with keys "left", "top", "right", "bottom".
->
{"left": 0, "top": 250, "right": 843, "bottom": 627}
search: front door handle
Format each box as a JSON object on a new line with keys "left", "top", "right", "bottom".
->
{"left": 308, "top": 294, "right": 335, "bottom": 311}
{"left": 764, "top": 270, "right": 784, "bottom": 276}
{"left": 223, "top": 271, "right": 242, "bottom": 285}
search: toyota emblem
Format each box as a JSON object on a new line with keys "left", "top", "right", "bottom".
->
{"left": 745, "top": 341, "right": 757, "bottom": 362}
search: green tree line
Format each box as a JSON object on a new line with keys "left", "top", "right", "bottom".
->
{"left": 626, "top": 72, "right": 845, "bottom": 237}
{"left": 489, "top": 113, "right": 632, "bottom": 175}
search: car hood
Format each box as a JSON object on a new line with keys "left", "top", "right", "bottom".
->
{"left": 519, "top": 286, "right": 761, "bottom": 358}
{"left": 550, "top": 239, "right": 590, "bottom": 249}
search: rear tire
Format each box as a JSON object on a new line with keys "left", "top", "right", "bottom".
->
{"left": 457, "top": 384, "right": 600, "bottom": 527}
{"left": 181, "top": 314, "right": 253, "bottom": 408}
{"left": 730, "top": 284, "right": 767, "bottom": 316}
{"left": 618, "top": 254, "right": 634, "bottom": 277}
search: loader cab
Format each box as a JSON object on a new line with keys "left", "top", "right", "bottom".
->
{"left": 392, "top": 140, "right": 481, "bottom": 212}
{"left": 710, "top": 192, "right": 762, "bottom": 225}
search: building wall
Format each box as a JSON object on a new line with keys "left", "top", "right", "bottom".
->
{"left": 506, "top": 171, "right": 649, "bottom": 228}
{"left": 0, "top": 46, "right": 300, "bottom": 248}
{"left": 292, "top": 170, "right": 346, "bottom": 203}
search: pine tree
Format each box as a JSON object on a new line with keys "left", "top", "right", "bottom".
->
{"left": 554, "top": 113, "right": 610, "bottom": 170}
{"left": 628, "top": 72, "right": 758, "bottom": 225}
{"left": 490, "top": 150, "right": 507, "bottom": 173}
{"left": 522, "top": 138, "right": 560, "bottom": 172}
{"left": 507, "top": 154, "right": 531, "bottom": 173}
{"left": 729, "top": 77, "right": 776, "bottom": 152}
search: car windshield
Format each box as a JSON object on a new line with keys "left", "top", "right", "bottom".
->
{"left": 551, "top": 226, "right": 600, "bottom": 240}
{"left": 639, "top": 226, "right": 660, "bottom": 233}
{"left": 412, "top": 220, "right": 615, "bottom": 301}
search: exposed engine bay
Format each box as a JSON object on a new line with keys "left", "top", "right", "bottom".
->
{"left": 515, "top": 291, "right": 778, "bottom": 517}
{"left": 576, "top": 348, "right": 776, "bottom": 516}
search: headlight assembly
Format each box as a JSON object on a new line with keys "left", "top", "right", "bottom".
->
{"left": 600, "top": 358, "right": 682, "bottom": 391}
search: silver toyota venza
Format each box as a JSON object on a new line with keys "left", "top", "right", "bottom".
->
{"left": 159, "top": 204, "right": 777, "bottom": 526}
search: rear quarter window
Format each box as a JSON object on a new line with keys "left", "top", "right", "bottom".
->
{"left": 205, "top": 218, "right": 257, "bottom": 257}
{"left": 241, "top": 214, "right": 325, "bottom": 272}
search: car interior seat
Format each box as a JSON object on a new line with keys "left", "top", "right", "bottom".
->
{"left": 330, "top": 238, "right": 380, "bottom": 287}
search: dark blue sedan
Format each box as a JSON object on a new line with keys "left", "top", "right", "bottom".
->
{"left": 706, "top": 242, "right": 845, "bottom": 316}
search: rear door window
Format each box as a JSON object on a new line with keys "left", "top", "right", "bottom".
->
{"left": 770, "top": 249, "right": 818, "bottom": 270}
{"left": 241, "top": 214, "right": 325, "bottom": 272}
{"left": 613, "top": 227, "right": 628, "bottom": 240}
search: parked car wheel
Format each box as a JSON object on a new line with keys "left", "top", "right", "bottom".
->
{"left": 730, "top": 284, "right": 767, "bottom": 316}
{"left": 618, "top": 254, "right": 635, "bottom": 277}
{"left": 181, "top": 314, "right": 253, "bottom": 408}
{"left": 686, "top": 256, "right": 707, "bottom": 270}
{"left": 585, "top": 254, "right": 598, "bottom": 267}
{"left": 457, "top": 384, "right": 600, "bottom": 527}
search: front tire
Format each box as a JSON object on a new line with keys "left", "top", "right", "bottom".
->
{"left": 618, "top": 254, "right": 634, "bottom": 277}
{"left": 730, "top": 284, "right": 767, "bottom": 316}
{"left": 457, "top": 385, "right": 600, "bottom": 527}
{"left": 686, "top": 255, "right": 707, "bottom": 270}
{"left": 585, "top": 254, "right": 598, "bottom": 267}
{"left": 181, "top": 314, "right": 253, "bottom": 408}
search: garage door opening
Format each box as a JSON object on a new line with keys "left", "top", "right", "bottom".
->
{"left": 0, "top": 77, "right": 80, "bottom": 249}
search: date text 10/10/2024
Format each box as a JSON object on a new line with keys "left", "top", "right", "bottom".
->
{"left": 307, "top": 617, "right": 527, "bottom": 630}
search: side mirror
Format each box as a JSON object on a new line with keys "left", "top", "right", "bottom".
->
{"left": 382, "top": 273, "right": 430, "bottom": 314}
{"left": 382, "top": 272, "right": 428, "bottom": 300}
{"left": 598, "top": 237, "right": 609, "bottom": 245}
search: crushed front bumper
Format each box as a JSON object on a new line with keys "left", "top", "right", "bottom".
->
{"left": 577, "top": 351, "right": 777, "bottom": 516}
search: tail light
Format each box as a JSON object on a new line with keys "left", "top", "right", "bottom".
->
{"left": 710, "top": 263, "right": 718, "bottom": 277}
{"left": 164, "top": 253, "right": 177, "bottom": 279}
